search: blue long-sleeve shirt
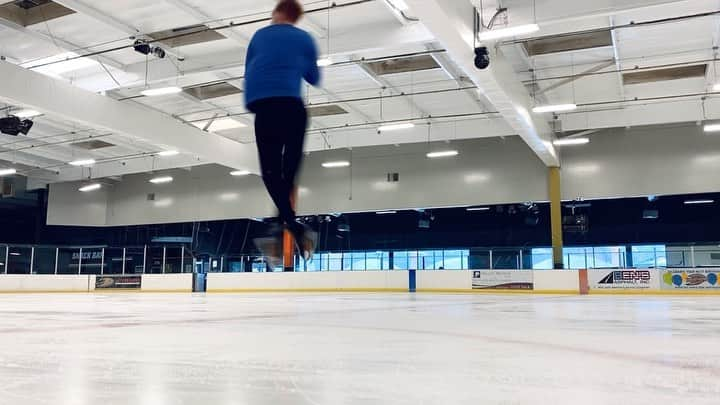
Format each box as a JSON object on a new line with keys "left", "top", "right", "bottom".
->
{"left": 244, "top": 24, "right": 321, "bottom": 107}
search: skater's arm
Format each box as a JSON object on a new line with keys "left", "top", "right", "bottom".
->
{"left": 303, "top": 36, "right": 321, "bottom": 86}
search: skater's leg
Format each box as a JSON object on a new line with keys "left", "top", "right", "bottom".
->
{"left": 254, "top": 101, "right": 297, "bottom": 227}
{"left": 279, "top": 98, "right": 308, "bottom": 239}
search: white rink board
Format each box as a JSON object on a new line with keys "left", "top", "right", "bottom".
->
{"left": 534, "top": 270, "right": 580, "bottom": 292}
{"left": 416, "top": 270, "right": 472, "bottom": 290}
{"left": 0, "top": 275, "right": 95, "bottom": 292}
{"left": 207, "top": 271, "right": 408, "bottom": 291}
{"left": 141, "top": 274, "right": 193, "bottom": 292}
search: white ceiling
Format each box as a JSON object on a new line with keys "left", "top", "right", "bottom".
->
{"left": 0, "top": 0, "right": 718, "bottom": 186}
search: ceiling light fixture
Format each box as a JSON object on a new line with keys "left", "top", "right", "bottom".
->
{"left": 140, "top": 87, "right": 182, "bottom": 97}
{"left": 533, "top": 104, "right": 578, "bottom": 114}
{"left": 149, "top": 176, "right": 174, "bottom": 184}
{"left": 21, "top": 52, "right": 99, "bottom": 78}
{"left": 703, "top": 123, "right": 720, "bottom": 133}
{"left": 467, "top": 207, "right": 491, "bottom": 211}
{"left": 479, "top": 24, "right": 540, "bottom": 41}
{"left": 378, "top": 123, "right": 415, "bottom": 132}
{"left": 0, "top": 168, "right": 17, "bottom": 176}
{"left": 553, "top": 138, "right": 590, "bottom": 146}
{"left": 317, "top": 58, "right": 333, "bottom": 67}
{"left": 230, "top": 170, "right": 251, "bottom": 176}
{"left": 69, "top": 159, "right": 96, "bottom": 167}
{"left": 376, "top": 210, "right": 397, "bottom": 215}
{"left": 12, "top": 109, "right": 42, "bottom": 119}
{"left": 427, "top": 150, "right": 459, "bottom": 158}
{"left": 322, "top": 161, "right": 351, "bottom": 168}
{"left": 78, "top": 183, "right": 102, "bottom": 192}
{"left": 157, "top": 150, "right": 180, "bottom": 157}
{"left": 192, "top": 117, "right": 246, "bottom": 132}
{"left": 684, "top": 199, "right": 714, "bottom": 205}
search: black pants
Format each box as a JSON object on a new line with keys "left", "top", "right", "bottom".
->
{"left": 249, "top": 97, "right": 307, "bottom": 235}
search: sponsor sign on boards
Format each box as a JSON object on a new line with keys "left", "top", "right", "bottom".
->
{"left": 589, "top": 269, "right": 657, "bottom": 290}
{"left": 661, "top": 269, "right": 720, "bottom": 290}
{"left": 472, "top": 270, "right": 533, "bottom": 290}
{"left": 95, "top": 275, "right": 142, "bottom": 290}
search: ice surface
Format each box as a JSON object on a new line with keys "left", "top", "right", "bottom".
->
{"left": 0, "top": 293, "right": 719, "bottom": 404}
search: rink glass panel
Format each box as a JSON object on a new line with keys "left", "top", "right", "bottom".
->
{"left": 6, "top": 246, "right": 31, "bottom": 274}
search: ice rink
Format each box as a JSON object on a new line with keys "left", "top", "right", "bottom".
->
{"left": 1, "top": 293, "right": 719, "bottom": 404}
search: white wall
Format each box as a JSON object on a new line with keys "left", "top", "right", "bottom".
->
{"left": 48, "top": 137, "right": 549, "bottom": 226}
{"left": 47, "top": 183, "right": 108, "bottom": 227}
{"left": 46, "top": 123, "right": 720, "bottom": 227}
{"left": 561, "top": 124, "right": 720, "bottom": 200}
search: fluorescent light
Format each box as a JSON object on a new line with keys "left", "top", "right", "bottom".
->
{"left": 9, "top": 252, "right": 20, "bottom": 256}
{"left": 684, "top": 199, "right": 714, "bottom": 205}
{"left": 532, "top": 104, "right": 578, "bottom": 114}
{"left": 704, "top": 124, "right": 720, "bottom": 132}
{"left": 230, "top": 170, "right": 251, "bottom": 176}
{"left": 378, "top": 122, "right": 415, "bottom": 132}
{"left": 467, "top": 207, "right": 491, "bottom": 211}
{"left": 386, "top": 0, "right": 409, "bottom": 11}
{"left": 376, "top": 210, "right": 397, "bottom": 215}
{"left": 479, "top": 24, "right": 540, "bottom": 41}
{"left": 69, "top": 159, "right": 96, "bottom": 166}
{"left": 553, "top": 138, "right": 590, "bottom": 146}
{"left": 21, "top": 52, "right": 99, "bottom": 78}
{"left": 13, "top": 109, "right": 42, "bottom": 119}
{"left": 140, "top": 87, "right": 182, "bottom": 97}
{"left": 78, "top": 183, "right": 102, "bottom": 192}
{"left": 192, "top": 117, "right": 246, "bottom": 132}
{"left": 322, "top": 161, "right": 351, "bottom": 168}
{"left": 317, "top": 58, "right": 333, "bottom": 67}
{"left": 149, "top": 176, "right": 174, "bottom": 184}
{"left": 427, "top": 150, "right": 459, "bottom": 158}
{"left": 157, "top": 150, "right": 179, "bottom": 157}
{"left": 0, "top": 168, "right": 17, "bottom": 176}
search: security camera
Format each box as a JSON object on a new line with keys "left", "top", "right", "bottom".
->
{"left": 474, "top": 47, "right": 490, "bottom": 70}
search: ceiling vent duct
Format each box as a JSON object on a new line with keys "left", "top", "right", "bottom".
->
{"left": 365, "top": 54, "right": 440, "bottom": 76}
{"left": 523, "top": 30, "right": 613, "bottom": 56}
{"left": 148, "top": 24, "right": 226, "bottom": 48}
{"left": 183, "top": 82, "right": 242, "bottom": 100}
{"left": 623, "top": 64, "right": 707, "bottom": 85}
{"left": 71, "top": 140, "right": 115, "bottom": 150}
{"left": 0, "top": 0, "right": 74, "bottom": 26}
{"left": 307, "top": 104, "right": 348, "bottom": 117}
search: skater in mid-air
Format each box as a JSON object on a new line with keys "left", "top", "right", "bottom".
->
{"left": 245, "top": 0, "right": 321, "bottom": 264}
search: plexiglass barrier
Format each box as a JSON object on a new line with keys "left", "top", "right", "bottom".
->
{"left": 0, "top": 243, "right": 718, "bottom": 274}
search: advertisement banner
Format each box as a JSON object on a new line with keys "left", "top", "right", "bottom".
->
{"left": 95, "top": 275, "right": 142, "bottom": 290}
{"left": 661, "top": 269, "right": 720, "bottom": 290}
{"left": 472, "top": 270, "right": 533, "bottom": 290}
{"left": 589, "top": 269, "right": 658, "bottom": 290}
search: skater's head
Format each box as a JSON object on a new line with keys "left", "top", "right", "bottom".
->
{"left": 272, "top": 0, "right": 304, "bottom": 25}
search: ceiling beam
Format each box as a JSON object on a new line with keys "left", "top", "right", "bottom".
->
{"left": 0, "top": 60, "right": 258, "bottom": 175}
{"left": 405, "top": 0, "right": 559, "bottom": 166}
